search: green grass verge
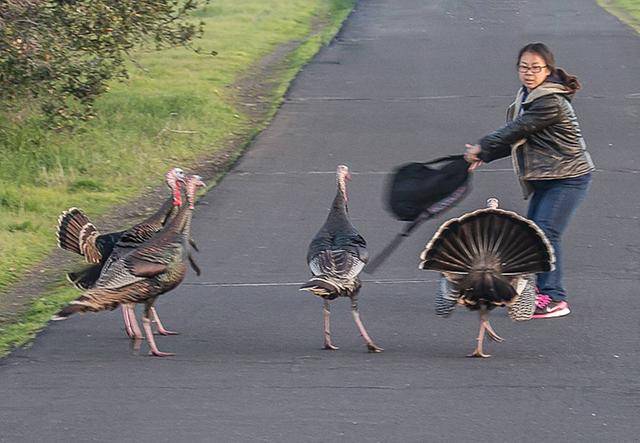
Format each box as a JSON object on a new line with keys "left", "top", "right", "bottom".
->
{"left": 0, "top": 285, "right": 78, "bottom": 356}
{"left": 0, "top": 0, "right": 355, "bottom": 356}
{"left": 598, "top": 0, "right": 640, "bottom": 33}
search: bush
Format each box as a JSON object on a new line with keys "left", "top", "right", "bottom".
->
{"left": 0, "top": 0, "right": 209, "bottom": 127}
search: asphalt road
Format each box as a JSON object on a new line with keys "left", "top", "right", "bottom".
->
{"left": 1, "top": 0, "right": 639, "bottom": 441}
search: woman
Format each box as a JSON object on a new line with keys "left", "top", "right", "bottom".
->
{"left": 464, "top": 42, "right": 594, "bottom": 319}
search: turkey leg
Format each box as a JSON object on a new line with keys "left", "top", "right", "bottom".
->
{"left": 483, "top": 320, "right": 504, "bottom": 342}
{"left": 151, "top": 307, "right": 179, "bottom": 336}
{"left": 350, "top": 297, "right": 383, "bottom": 353}
{"left": 122, "top": 304, "right": 143, "bottom": 340}
{"left": 122, "top": 305, "right": 133, "bottom": 337}
{"left": 322, "top": 300, "right": 339, "bottom": 350}
{"left": 468, "top": 309, "right": 491, "bottom": 358}
{"left": 142, "top": 303, "right": 175, "bottom": 357}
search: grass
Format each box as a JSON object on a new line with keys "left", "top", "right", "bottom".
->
{"left": 0, "top": 285, "right": 78, "bottom": 356}
{"left": 0, "top": 0, "right": 355, "bottom": 355}
{"left": 598, "top": 0, "right": 640, "bottom": 33}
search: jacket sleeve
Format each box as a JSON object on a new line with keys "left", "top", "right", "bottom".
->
{"left": 478, "top": 95, "right": 563, "bottom": 163}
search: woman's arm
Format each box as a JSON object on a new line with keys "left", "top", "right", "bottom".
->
{"left": 478, "top": 94, "right": 563, "bottom": 163}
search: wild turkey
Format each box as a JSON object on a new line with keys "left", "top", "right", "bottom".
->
{"left": 300, "top": 165, "right": 383, "bottom": 353}
{"left": 419, "top": 198, "right": 554, "bottom": 358}
{"left": 52, "top": 174, "right": 206, "bottom": 357}
{"left": 57, "top": 168, "right": 185, "bottom": 271}
{"left": 57, "top": 167, "right": 200, "bottom": 338}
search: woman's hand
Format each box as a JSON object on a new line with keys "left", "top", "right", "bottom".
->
{"left": 464, "top": 143, "right": 483, "bottom": 171}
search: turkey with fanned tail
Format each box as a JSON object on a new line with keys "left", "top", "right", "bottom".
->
{"left": 52, "top": 175, "right": 206, "bottom": 357}
{"left": 56, "top": 167, "right": 201, "bottom": 339}
{"left": 300, "top": 165, "right": 382, "bottom": 353}
{"left": 419, "top": 198, "right": 554, "bottom": 357}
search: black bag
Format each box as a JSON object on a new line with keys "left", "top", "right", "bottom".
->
{"left": 366, "top": 155, "right": 471, "bottom": 274}
{"left": 387, "top": 154, "right": 470, "bottom": 221}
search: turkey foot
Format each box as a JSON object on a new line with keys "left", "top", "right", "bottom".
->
{"left": 151, "top": 307, "right": 179, "bottom": 336}
{"left": 350, "top": 301, "right": 383, "bottom": 353}
{"left": 142, "top": 317, "right": 175, "bottom": 357}
{"left": 468, "top": 349, "right": 491, "bottom": 358}
{"left": 322, "top": 301, "right": 339, "bottom": 350}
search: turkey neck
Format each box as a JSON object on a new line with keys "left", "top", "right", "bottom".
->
{"left": 179, "top": 205, "right": 194, "bottom": 238}
{"left": 142, "top": 197, "right": 177, "bottom": 228}
{"left": 322, "top": 184, "right": 353, "bottom": 234}
{"left": 328, "top": 176, "right": 349, "bottom": 220}
{"left": 159, "top": 195, "right": 192, "bottom": 242}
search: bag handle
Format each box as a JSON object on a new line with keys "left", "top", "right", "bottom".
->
{"left": 365, "top": 213, "right": 431, "bottom": 274}
{"left": 422, "top": 154, "right": 465, "bottom": 166}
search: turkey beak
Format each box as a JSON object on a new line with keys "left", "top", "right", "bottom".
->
{"left": 346, "top": 171, "right": 352, "bottom": 181}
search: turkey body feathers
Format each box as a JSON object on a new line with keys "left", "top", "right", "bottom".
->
{"left": 306, "top": 191, "right": 368, "bottom": 262}
{"left": 309, "top": 249, "right": 366, "bottom": 281}
{"left": 67, "top": 264, "right": 104, "bottom": 290}
{"left": 304, "top": 229, "right": 367, "bottom": 299}
{"left": 56, "top": 261, "right": 186, "bottom": 317}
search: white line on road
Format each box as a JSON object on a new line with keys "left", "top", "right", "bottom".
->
{"left": 184, "top": 279, "right": 440, "bottom": 288}
{"left": 233, "top": 169, "right": 514, "bottom": 176}
{"left": 231, "top": 168, "right": 636, "bottom": 176}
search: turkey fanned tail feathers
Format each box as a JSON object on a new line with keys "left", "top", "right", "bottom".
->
{"left": 420, "top": 208, "right": 554, "bottom": 275}
{"left": 57, "top": 208, "right": 102, "bottom": 263}
{"left": 420, "top": 208, "right": 554, "bottom": 311}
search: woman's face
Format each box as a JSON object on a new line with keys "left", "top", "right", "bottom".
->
{"left": 518, "top": 51, "right": 550, "bottom": 91}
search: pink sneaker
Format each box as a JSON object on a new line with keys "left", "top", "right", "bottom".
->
{"left": 531, "top": 294, "right": 570, "bottom": 319}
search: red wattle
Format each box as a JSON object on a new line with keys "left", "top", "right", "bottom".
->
{"left": 173, "top": 188, "right": 182, "bottom": 207}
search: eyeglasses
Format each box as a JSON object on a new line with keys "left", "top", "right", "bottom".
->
{"left": 517, "top": 64, "right": 547, "bottom": 74}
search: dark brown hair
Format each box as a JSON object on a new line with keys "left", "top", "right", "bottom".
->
{"left": 517, "top": 42, "right": 581, "bottom": 93}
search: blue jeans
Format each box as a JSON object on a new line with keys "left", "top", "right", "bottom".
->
{"left": 526, "top": 173, "right": 592, "bottom": 302}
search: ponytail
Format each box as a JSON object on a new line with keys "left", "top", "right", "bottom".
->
{"left": 554, "top": 67, "right": 581, "bottom": 93}
{"left": 518, "top": 42, "right": 581, "bottom": 93}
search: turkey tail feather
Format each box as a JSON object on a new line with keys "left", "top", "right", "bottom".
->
{"left": 52, "top": 291, "right": 123, "bottom": 320}
{"left": 299, "top": 275, "right": 360, "bottom": 299}
{"left": 459, "top": 271, "right": 517, "bottom": 306}
{"left": 57, "top": 208, "right": 100, "bottom": 262}
{"left": 52, "top": 302, "right": 87, "bottom": 320}
{"left": 299, "top": 276, "right": 342, "bottom": 298}
{"left": 420, "top": 208, "right": 554, "bottom": 276}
